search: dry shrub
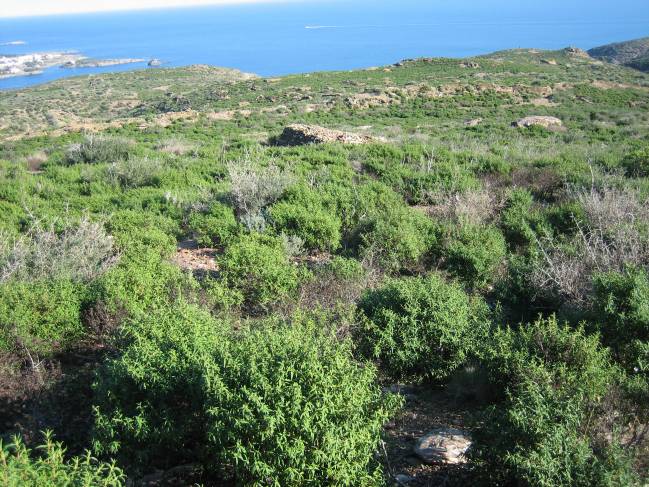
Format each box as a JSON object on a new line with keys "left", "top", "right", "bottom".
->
{"left": 532, "top": 186, "right": 649, "bottom": 304}
{"left": 156, "top": 137, "right": 198, "bottom": 156}
{"left": 227, "top": 154, "right": 294, "bottom": 231}
{"left": 511, "top": 166, "right": 563, "bottom": 199}
{"left": 0, "top": 216, "right": 118, "bottom": 284}
{"left": 25, "top": 151, "right": 48, "bottom": 172}
{"left": 65, "top": 135, "right": 132, "bottom": 165}
{"left": 106, "top": 156, "right": 163, "bottom": 188}
{"left": 427, "top": 188, "right": 502, "bottom": 226}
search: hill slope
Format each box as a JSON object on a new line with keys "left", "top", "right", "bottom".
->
{"left": 1, "top": 46, "right": 648, "bottom": 486}
{"left": 588, "top": 36, "right": 649, "bottom": 71}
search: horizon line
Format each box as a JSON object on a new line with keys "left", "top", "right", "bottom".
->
{"left": 0, "top": 0, "right": 304, "bottom": 19}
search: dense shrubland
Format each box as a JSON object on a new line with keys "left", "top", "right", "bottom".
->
{"left": 1, "top": 48, "right": 649, "bottom": 485}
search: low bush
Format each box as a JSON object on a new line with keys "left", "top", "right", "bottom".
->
{"left": 92, "top": 304, "right": 400, "bottom": 485}
{"left": 227, "top": 156, "right": 293, "bottom": 231}
{"left": 105, "top": 211, "right": 177, "bottom": 256}
{"left": 324, "top": 256, "right": 365, "bottom": 281}
{"left": 593, "top": 267, "right": 649, "bottom": 372}
{"left": 442, "top": 223, "right": 507, "bottom": 289}
{"left": 65, "top": 135, "right": 132, "bottom": 165}
{"left": 0, "top": 279, "right": 86, "bottom": 354}
{"left": 357, "top": 206, "right": 437, "bottom": 272}
{"left": 532, "top": 186, "right": 649, "bottom": 305}
{"left": 472, "top": 316, "right": 637, "bottom": 486}
{"left": 1, "top": 432, "right": 125, "bottom": 487}
{"left": 105, "top": 157, "right": 163, "bottom": 188}
{"left": 356, "top": 273, "right": 489, "bottom": 381}
{"left": 187, "top": 201, "right": 239, "bottom": 247}
{"left": 500, "top": 188, "right": 540, "bottom": 249}
{"left": 270, "top": 200, "right": 341, "bottom": 252}
{"left": 621, "top": 146, "right": 649, "bottom": 178}
{"left": 0, "top": 217, "right": 117, "bottom": 284}
{"left": 218, "top": 233, "right": 301, "bottom": 309}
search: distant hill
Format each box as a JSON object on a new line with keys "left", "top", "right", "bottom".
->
{"left": 588, "top": 37, "right": 649, "bottom": 72}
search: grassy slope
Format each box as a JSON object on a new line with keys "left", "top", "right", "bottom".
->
{"left": 0, "top": 46, "right": 648, "bottom": 484}
{"left": 1, "top": 47, "right": 648, "bottom": 228}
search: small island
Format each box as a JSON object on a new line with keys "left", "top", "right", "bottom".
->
{"left": 61, "top": 57, "right": 146, "bottom": 69}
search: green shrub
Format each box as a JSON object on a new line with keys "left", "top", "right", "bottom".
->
{"left": 92, "top": 303, "right": 228, "bottom": 471}
{"left": 472, "top": 316, "right": 636, "bottom": 486}
{"left": 593, "top": 268, "right": 649, "bottom": 371}
{"left": 323, "top": 256, "right": 365, "bottom": 281}
{"left": 1, "top": 432, "right": 125, "bottom": 487}
{"left": 65, "top": 136, "right": 132, "bottom": 165}
{"left": 93, "top": 304, "right": 400, "bottom": 485}
{"left": 218, "top": 233, "right": 301, "bottom": 308}
{"left": 187, "top": 202, "right": 239, "bottom": 247}
{"left": 106, "top": 211, "right": 177, "bottom": 256}
{"left": 357, "top": 206, "right": 436, "bottom": 272}
{"left": 356, "top": 273, "right": 489, "bottom": 381}
{"left": 442, "top": 223, "right": 507, "bottom": 289}
{"left": 362, "top": 144, "right": 479, "bottom": 204}
{"left": 500, "top": 188, "right": 538, "bottom": 248}
{"left": 0, "top": 279, "right": 86, "bottom": 354}
{"left": 270, "top": 200, "right": 341, "bottom": 252}
{"left": 209, "top": 317, "right": 400, "bottom": 485}
{"left": 621, "top": 146, "right": 649, "bottom": 178}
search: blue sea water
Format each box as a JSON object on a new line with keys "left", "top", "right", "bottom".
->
{"left": 1, "top": 0, "right": 648, "bottom": 90}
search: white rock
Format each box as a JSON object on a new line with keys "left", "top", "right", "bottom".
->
{"left": 413, "top": 427, "right": 472, "bottom": 464}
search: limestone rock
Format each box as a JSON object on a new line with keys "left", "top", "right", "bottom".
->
{"left": 345, "top": 91, "right": 399, "bottom": 109}
{"left": 275, "top": 124, "right": 383, "bottom": 146}
{"left": 414, "top": 427, "right": 472, "bottom": 465}
{"left": 513, "top": 115, "right": 563, "bottom": 129}
{"left": 564, "top": 47, "right": 590, "bottom": 58}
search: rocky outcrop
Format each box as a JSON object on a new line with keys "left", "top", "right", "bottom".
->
{"left": 62, "top": 58, "right": 145, "bottom": 68}
{"left": 513, "top": 115, "right": 563, "bottom": 129}
{"left": 564, "top": 47, "right": 590, "bottom": 58}
{"left": 345, "top": 91, "right": 399, "bottom": 109}
{"left": 414, "top": 427, "right": 472, "bottom": 465}
{"left": 464, "top": 118, "right": 483, "bottom": 127}
{"left": 275, "top": 124, "right": 382, "bottom": 146}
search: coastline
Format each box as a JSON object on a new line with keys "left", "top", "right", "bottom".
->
{"left": 0, "top": 52, "right": 146, "bottom": 79}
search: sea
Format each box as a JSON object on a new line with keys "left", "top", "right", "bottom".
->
{"left": 1, "top": 0, "right": 648, "bottom": 90}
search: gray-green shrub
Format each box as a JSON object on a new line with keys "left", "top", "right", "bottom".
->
{"left": 0, "top": 218, "right": 117, "bottom": 284}
{"left": 65, "top": 136, "right": 132, "bottom": 165}
{"left": 105, "top": 157, "right": 163, "bottom": 188}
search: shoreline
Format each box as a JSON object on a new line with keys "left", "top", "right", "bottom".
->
{"left": 0, "top": 52, "right": 147, "bottom": 80}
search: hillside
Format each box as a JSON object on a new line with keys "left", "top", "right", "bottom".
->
{"left": 588, "top": 36, "right": 649, "bottom": 72}
{"left": 1, "top": 47, "right": 648, "bottom": 486}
